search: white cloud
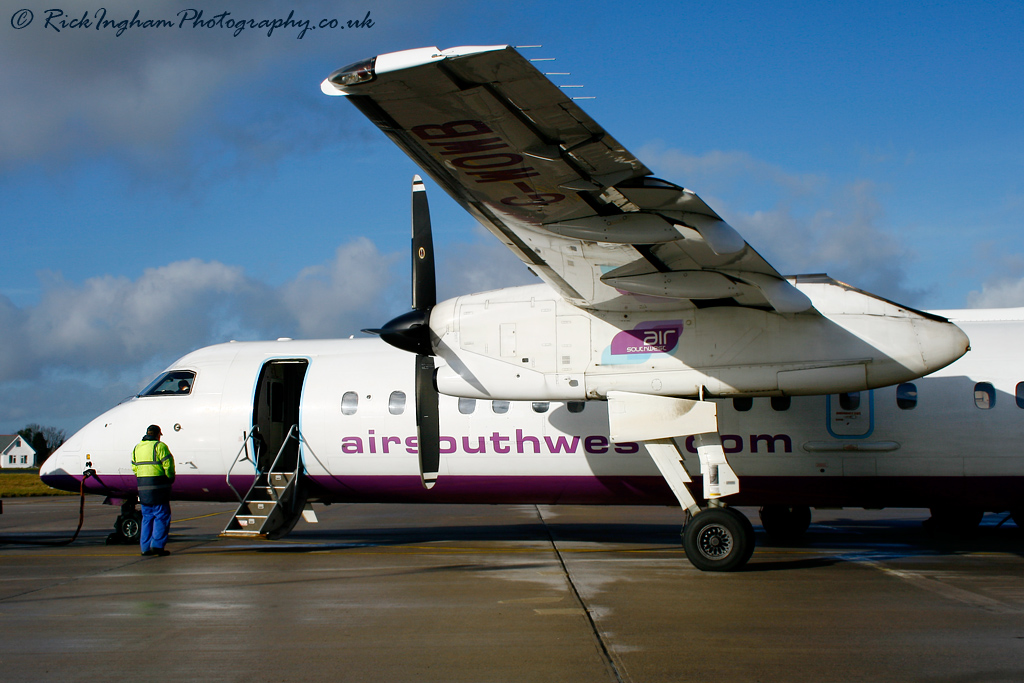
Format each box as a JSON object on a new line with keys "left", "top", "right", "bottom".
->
{"left": 0, "top": 0, "right": 443, "bottom": 175}
{"left": 437, "top": 240, "right": 537, "bottom": 300}
{"left": 968, "top": 277, "right": 1024, "bottom": 308}
{"left": 20, "top": 259, "right": 264, "bottom": 375}
{"left": 0, "top": 232, "right": 545, "bottom": 432}
{"left": 281, "top": 238, "right": 399, "bottom": 338}
{"left": 0, "top": 239, "right": 401, "bottom": 432}
{"left": 638, "top": 143, "right": 826, "bottom": 196}
{"left": 641, "top": 145, "right": 923, "bottom": 304}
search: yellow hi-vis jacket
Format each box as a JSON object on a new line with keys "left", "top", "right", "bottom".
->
{"left": 132, "top": 439, "right": 175, "bottom": 505}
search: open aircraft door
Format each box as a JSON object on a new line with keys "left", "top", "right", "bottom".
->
{"left": 252, "top": 359, "right": 309, "bottom": 473}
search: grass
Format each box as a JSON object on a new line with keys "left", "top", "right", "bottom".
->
{"left": 0, "top": 469, "right": 75, "bottom": 497}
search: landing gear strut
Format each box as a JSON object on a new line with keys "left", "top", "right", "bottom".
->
{"left": 643, "top": 438, "right": 755, "bottom": 571}
{"left": 106, "top": 498, "right": 142, "bottom": 545}
{"left": 607, "top": 391, "right": 755, "bottom": 572}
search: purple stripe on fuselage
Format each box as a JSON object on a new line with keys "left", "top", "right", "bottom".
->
{"left": 42, "top": 472, "right": 1024, "bottom": 509}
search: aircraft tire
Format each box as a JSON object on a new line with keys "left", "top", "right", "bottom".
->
{"left": 115, "top": 511, "right": 142, "bottom": 542}
{"left": 683, "top": 508, "right": 753, "bottom": 572}
{"left": 759, "top": 505, "right": 812, "bottom": 544}
{"left": 725, "top": 507, "right": 757, "bottom": 565}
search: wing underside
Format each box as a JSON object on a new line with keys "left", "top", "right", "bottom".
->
{"left": 324, "top": 45, "right": 811, "bottom": 314}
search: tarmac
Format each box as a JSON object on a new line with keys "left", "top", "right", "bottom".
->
{"left": 1, "top": 497, "right": 1023, "bottom": 682}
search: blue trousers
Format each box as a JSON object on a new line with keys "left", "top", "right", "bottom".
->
{"left": 139, "top": 502, "right": 171, "bottom": 552}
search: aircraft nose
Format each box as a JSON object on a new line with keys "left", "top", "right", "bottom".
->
{"left": 39, "top": 443, "right": 68, "bottom": 489}
{"left": 914, "top": 317, "right": 970, "bottom": 374}
{"left": 38, "top": 430, "right": 86, "bottom": 493}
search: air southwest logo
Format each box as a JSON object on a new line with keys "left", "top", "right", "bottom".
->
{"left": 603, "top": 320, "right": 683, "bottom": 364}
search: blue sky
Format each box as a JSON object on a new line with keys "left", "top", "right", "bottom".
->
{"left": 2, "top": 0, "right": 1023, "bottom": 434}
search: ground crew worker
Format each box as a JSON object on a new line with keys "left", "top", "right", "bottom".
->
{"left": 132, "top": 424, "right": 175, "bottom": 557}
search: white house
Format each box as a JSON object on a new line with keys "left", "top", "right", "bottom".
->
{"left": 1, "top": 435, "right": 37, "bottom": 469}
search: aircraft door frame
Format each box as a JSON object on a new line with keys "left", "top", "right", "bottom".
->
{"left": 252, "top": 359, "right": 309, "bottom": 473}
{"left": 826, "top": 390, "right": 874, "bottom": 439}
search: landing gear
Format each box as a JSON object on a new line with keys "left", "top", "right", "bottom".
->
{"left": 682, "top": 507, "right": 756, "bottom": 572}
{"left": 759, "top": 505, "right": 812, "bottom": 544}
{"left": 605, "top": 392, "right": 753, "bottom": 571}
{"left": 106, "top": 498, "right": 142, "bottom": 545}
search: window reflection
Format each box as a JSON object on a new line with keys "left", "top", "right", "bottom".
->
{"left": 838, "top": 392, "right": 860, "bottom": 411}
{"left": 139, "top": 370, "right": 196, "bottom": 397}
{"left": 974, "top": 382, "right": 995, "bottom": 410}
{"left": 341, "top": 391, "right": 358, "bottom": 415}
{"left": 896, "top": 383, "right": 917, "bottom": 410}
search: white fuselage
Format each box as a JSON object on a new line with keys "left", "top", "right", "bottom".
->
{"left": 41, "top": 308, "right": 1024, "bottom": 512}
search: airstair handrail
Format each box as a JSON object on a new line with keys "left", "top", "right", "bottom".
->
{"left": 221, "top": 424, "right": 309, "bottom": 538}
{"left": 225, "top": 427, "right": 259, "bottom": 503}
{"left": 263, "top": 424, "right": 302, "bottom": 502}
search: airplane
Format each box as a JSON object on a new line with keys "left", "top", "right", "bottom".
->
{"left": 39, "top": 45, "right": 989, "bottom": 572}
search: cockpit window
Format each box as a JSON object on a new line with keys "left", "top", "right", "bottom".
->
{"left": 139, "top": 370, "right": 196, "bottom": 397}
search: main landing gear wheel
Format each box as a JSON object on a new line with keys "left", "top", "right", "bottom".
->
{"left": 759, "top": 505, "right": 812, "bottom": 544}
{"left": 682, "top": 507, "right": 755, "bottom": 572}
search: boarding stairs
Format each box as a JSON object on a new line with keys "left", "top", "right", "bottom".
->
{"left": 221, "top": 425, "right": 314, "bottom": 539}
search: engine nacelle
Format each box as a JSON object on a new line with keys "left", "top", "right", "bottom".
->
{"left": 430, "top": 277, "right": 968, "bottom": 401}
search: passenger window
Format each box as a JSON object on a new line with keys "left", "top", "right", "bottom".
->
{"left": 974, "top": 382, "right": 995, "bottom": 410}
{"left": 1016, "top": 382, "right": 1024, "bottom": 409}
{"left": 532, "top": 402, "right": 549, "bottom": 413}
{"left": 896, "top": 383, "right": 917, "bottom": 410}
{"left": 388, "top": 391, "right": 406, "bottom": 415}
{"left": 458, "top": 397, "right": 476, "bottom": 415}
{"left": 770, "top": 396, "right": 791, "bottom": 411}
{"left": 139, "top": 370, "right": 196, "bottom": 396}
{"left": 838, "top": 392, "right": 860, "bottom": 411}
{"left": 492, "top": 400, "right": 510, "bottom": 414}
{"left": 341, "top": 391, "right": 358, "bottom": 415}
{"left": 567, "top": 401, "right": 585, "bottom": 414}
{"left": 733, "top": 397, "right": 753, "bottom": 412}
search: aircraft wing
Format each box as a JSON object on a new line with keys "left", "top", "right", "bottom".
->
{"left": 323, "top": 45, "right": 811, "bottom": 314}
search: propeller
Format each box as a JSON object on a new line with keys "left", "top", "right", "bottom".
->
{"left": 362, "top": 176, "right": 441, "bottom": 488}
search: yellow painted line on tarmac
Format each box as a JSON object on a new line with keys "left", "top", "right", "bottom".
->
{"left": 172, "top": 510, "right": 231, "bottom": 524}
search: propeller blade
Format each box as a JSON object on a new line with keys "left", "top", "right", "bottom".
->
{"left": 415, "top": 354, "right": 440, "bottom": 489}
{"left": 370, "top": 176, "right": 443, "bottom": 489}
{"left": 411, "top": 175, "right": 436, "bottom": 312}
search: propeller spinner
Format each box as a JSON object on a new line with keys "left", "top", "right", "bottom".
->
{"left": 362, "top": 176, "right": 441, "bottom": 488}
